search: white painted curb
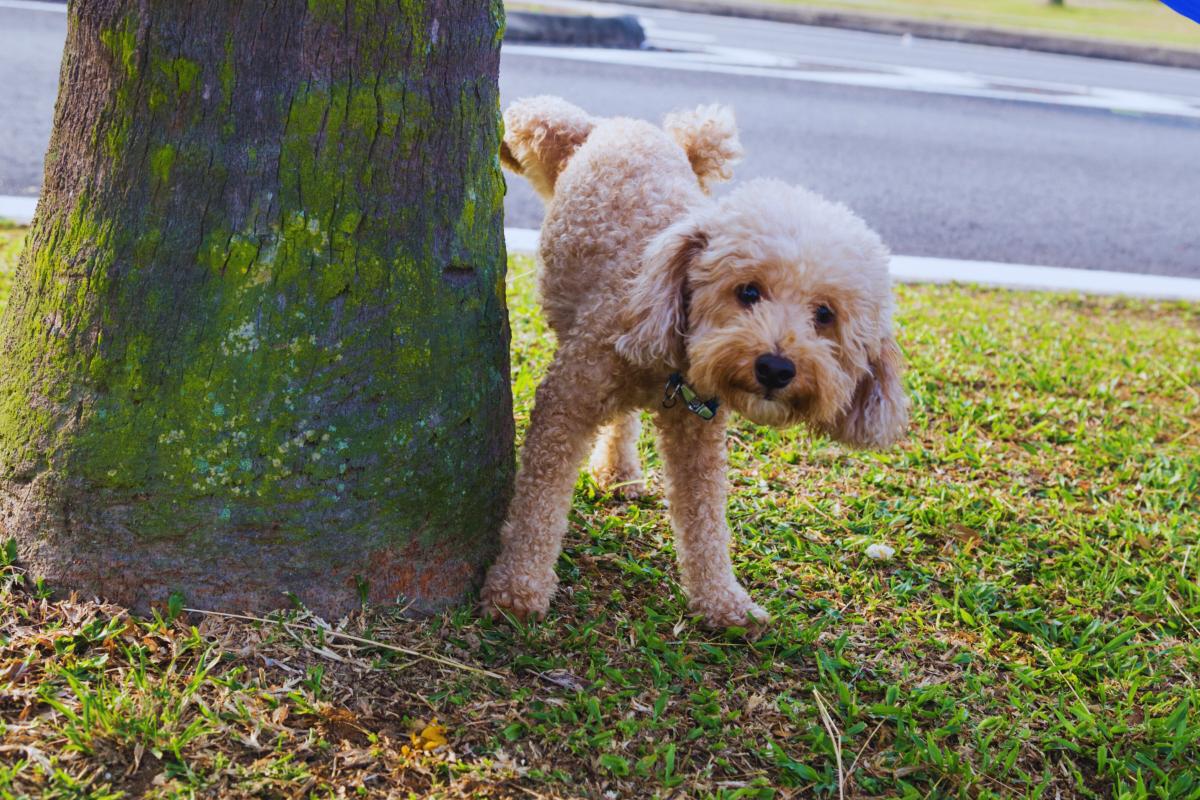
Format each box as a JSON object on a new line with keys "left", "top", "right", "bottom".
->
{"left": 0, "top": 195, "right": 37, "bottom": 225}
{"left": 505, "top": 227, "right": 1200, "bottom": 301}
{"left": 505, "top": 227, "right": 541, "bottom": 253}
{"left": 888, "top": 255, "right": 1200, "bottom": 301}
{"left": 3, "top": 199, "right": 1195, "bottom": 301}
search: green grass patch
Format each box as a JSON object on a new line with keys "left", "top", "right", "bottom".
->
{"left": 1, "top": 241, "right": 1198, "bottom": 798}
{"left": 0, "top": 226, "right": 21, "bottom": 313}
{"left": 762, "top": 0, "right": 1200, "bottom": 50}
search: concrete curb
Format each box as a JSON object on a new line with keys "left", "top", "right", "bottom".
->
{"left": 0, "top": 195, "right": 37, "bottom": 225}
{"left": 4, "top": 204, "right": 1196, "bottom": 302}
{"left": 504, "top": 228, "right": 1200, "bottom": 301}
{"left": 505, "top": 9, "right": 646, "bottom": 48}
{"left": 597, "top": 0, "right": 1200, "bottom": 70}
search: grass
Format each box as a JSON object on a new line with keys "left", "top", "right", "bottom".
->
{"left": 2, "top": 237, "right": 1199, "bottom": 798}
{"left": 0, "top": 224, "right": 20, "bottom": 313}
{"left": 748, "top": 0, "right": 1200, "bottom": 50}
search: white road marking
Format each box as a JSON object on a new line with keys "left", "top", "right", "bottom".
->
{"left": 638, "top": 17, "right": 717, "bottom": 45}
{"left": 7, "top": 0, "right": 1195, "bottom": 117}
{"left": 504, "top": 227, "right": 1200, "bottom": 300}
{"left": 643, "top": 29, "right": 717, "bottom": 45}
{"left": 0, "top": 0, "right": 66, "bottom": 12}
{"left": 504, "top": 43, "right": 1200, "bottom": 120}
{"left": 4, "top": 202, "right": 1193, "bottom": 300}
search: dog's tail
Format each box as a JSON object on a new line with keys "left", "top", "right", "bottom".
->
{"left": 500, "top": 96, "right": 596, "bottom": 201}
{"left": 663, "top": 104, "right": 743, "bottom": 194}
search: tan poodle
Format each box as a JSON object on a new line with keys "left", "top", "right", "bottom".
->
{"left": 482, "top": 96, "right": 909, "bottom": 628}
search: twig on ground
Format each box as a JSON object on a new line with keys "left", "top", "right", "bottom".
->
{"left": 1031, "top": 641, "right": 1087, "bottom": 708}
{"left": 813, "top": 689, "right": 845, "bottom": 800}
{"left": 1096, "top": 542, "right": 1200, "bottom": 639}
{"left": 846, "top": 718, "right": 885, "bottom": 783}
{"left": 1152, "top": 356, "right": 1200, "bottom": 404}
{"left": 184, "top": 607, "right": 505, "bottom": 680}
{"left": 1164, "top": 595, "right": 1200, "bottom": 640}
{"left": 1169, "top": 422, "right": 1199, "bottom": 445}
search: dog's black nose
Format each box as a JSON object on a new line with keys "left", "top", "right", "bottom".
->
{"left": 755, "top": 354, "right": 796, "bottom": 390}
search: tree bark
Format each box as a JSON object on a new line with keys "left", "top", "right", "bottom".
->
{"left": 0, "top": 0, "right": 513, "bottom": 616}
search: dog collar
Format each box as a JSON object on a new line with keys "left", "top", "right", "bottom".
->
{"left": 663, "top": 373, "right": 720, "bottom": 421}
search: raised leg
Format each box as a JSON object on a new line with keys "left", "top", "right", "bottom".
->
{"left": 655, "top": 406, "right": 769, "bottom": 628}
{"left": 481, "top": 348, "right": 616, "bottom": 621}
{"left": 588, "top": 411, "right": 645, "bottom": 498}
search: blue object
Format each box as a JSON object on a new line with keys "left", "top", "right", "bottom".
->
{"left": 1161, "top": 0, "right": 1200, "bottom": 25}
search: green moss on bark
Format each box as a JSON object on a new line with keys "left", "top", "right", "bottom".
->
{"left": 0, "top": 1, "right": 512, "bottom": 614}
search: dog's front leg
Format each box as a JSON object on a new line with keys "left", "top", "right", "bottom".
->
{"left": 656, "top": 406, "right": 769, "bottom": 629}
{"left": 481, "top": 348, "right": 614, "bottom": 622}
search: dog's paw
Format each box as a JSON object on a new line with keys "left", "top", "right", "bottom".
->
{"left": 690, "top": 591, "right": 771, "bottom": 631}
{"left": 480, "top": 566, "right": 552, "bottom": 623}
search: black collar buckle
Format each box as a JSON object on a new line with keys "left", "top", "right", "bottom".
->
{"left": 663, "top": 373, "right": 720, "bottom": 421}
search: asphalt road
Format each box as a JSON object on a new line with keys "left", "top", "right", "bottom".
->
{"left": 0, "top": 4, "right": 62, "bottom": 197}
{"left": 3, "top": 1, "right": 1199, "bottom": 275}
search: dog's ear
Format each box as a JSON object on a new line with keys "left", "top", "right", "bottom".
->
{"left": 822, "top": 336, "right": 909, "bottom": 449}
{"left": 615, "top": 219, "right": 707, "bottom": 369}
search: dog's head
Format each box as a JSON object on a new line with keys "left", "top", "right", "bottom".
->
{"left": 616, "top": 179, "right": 908, "bottom": 448}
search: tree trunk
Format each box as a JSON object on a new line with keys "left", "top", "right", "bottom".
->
{"left": 0, "top": 0, "right": 513, "bottom": 616}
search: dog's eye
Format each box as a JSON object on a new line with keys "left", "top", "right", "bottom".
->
{"left": 736, "top": 284, "right": 762, "bottom": 306}
{"left": 814, "top": 304, "right": 835, "bottom": 327}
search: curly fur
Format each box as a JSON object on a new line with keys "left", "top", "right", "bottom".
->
{"left": 663, "top": 104, "right": 743, "bottom": 193}
{"left": 482, "top": 97, "right": 908, "bottom": 629}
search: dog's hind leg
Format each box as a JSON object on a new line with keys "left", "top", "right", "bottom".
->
{"left": 655, "top": 405, "right": 769, "bottom": 630}
{"left": 588, "top": 412, "right": 645, "bottom": 499}
{"left": 481, "top": 345, "right": 617, "bottom": 622}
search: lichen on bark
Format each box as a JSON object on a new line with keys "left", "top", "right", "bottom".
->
{"left": 0, "top": 0, "right": 513, "bottom": 615}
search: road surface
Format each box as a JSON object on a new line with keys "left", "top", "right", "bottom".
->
{"left": 2, "top": 0, "right": 1198, "bottom": 275}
